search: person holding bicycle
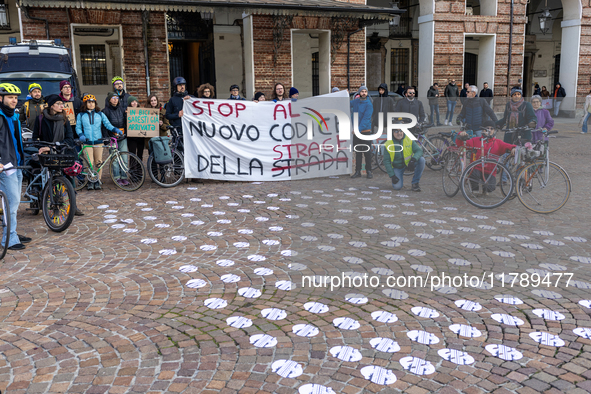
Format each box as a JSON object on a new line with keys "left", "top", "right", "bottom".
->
{"left": 496, "top": 87, "right": 537, "bottom": 144}
{"left": 33, "top": 94, "right": 84, "bottom": 216}
{"left": 531, "top": 95, "right": 554, "bottom": 143}
{"left": 0, "top": 83, "right": 31, "bottom": 250}
{"left": 102, "top": 92, "right": 130, "bottom": 187}
{"left": 383, "top": 129, "right": 424, "bottom": 192}
{"left": 456, "top": 122, "right": 516, "bottom": 191}
{"left": 456, "top": 85, "right": 498, "bottom": 136}
{"left": 76, "top": 94, "right": 122, "bottom": 190}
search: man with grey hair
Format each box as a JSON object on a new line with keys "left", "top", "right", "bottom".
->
{"left": 456, "top": 85, "right": 497, "bottom": 135}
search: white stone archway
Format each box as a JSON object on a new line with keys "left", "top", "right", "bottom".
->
{"left": 417, "top": 0, "right": 435, "bottom": 98}
{"left": 558, "top": 0, "right": 582, "bottom": 115}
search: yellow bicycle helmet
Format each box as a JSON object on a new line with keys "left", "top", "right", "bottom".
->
{"left": 111, "top": 76, "right": 124, "bottom": 85}
{"left": 83, "top": 94, "right": 97, "bottom": 102}
{"left": 0, "top": 83, "right": 22, "bottom": 96}
{"left": 28, "top": 83, "right": 42, "bottom": 93}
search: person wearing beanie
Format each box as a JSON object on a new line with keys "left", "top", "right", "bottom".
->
{"left": 496, "top": 86, "right": 537, "bottom": 144}
{"left": 253, "top": 92, "right": 266, "bottom": 103}
{"left": 228, "top": 84, "right": 245, "bottom": 100}
{"left": 289, "top": 87, "right": 299, "bottom": 101}
{"left": 58, "top": 80, "right": 82, "bottom": 124}
{"left": 101, "top": 90, "right": 129, "bottom": 186}
{"left": 332, "top": 87, "right": 340, "bottom": 93}
{"left": 19, "top": 82, "right": 46, "bottom": 130}
{"left": 350, "top": 85, "right": 374, "bottom": 180}
{"left": 125, "top": 95, "right": 146, "bottom": 163}
{"left": 105, "top": 76, "right": 131, "bottom": 111}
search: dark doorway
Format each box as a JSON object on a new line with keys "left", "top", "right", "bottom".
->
{"left": 464, "top": 53, "right": 477, "bottom": 86}
{"left": 312, "top": 52, "right": 319, "bottom": 96}
{"left": 553, "top": 54, "right": 561, "bottom": 89}
{"left": 390, "top": 48, "right": 409, "bottom": 94}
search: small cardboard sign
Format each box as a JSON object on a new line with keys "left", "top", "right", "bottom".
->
{"left": 63, "top": 102, "right": 76, "bottom": 125}
{"left": 126, "top": 107, "right": 160, "bottom": 138}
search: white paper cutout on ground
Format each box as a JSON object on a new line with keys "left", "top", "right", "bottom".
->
{"left": 200, "top": 245, "right": 217, "bottom": 251}
{"left": 448, "top": 258, "right": 471, "bottom": 266}
{"left": 97, "top": 205, "right": 109, "bottom": 209}
{"left": 263, "top": 240, "right": 281, "bottom": 246}
{"left": 298, "top": 384, "right": 335, "bottom": 394}
{"left": 220, "top": 274, "right": 241, "bottom": 283}
{"left": 495, "top": 295, "right": 524, "bottom": 305}
{"left": 435, "top": 286, "right": 458, "bottom": 294}
{"left": 438, "top": 349, "right": 475, "bottom": 365}
{"left": 289, "top": 263, "right": 307, "bottom": 271}
{"left": 123, "top": 228, "right": 138, "bottom": 233}
{"left": 408, "top": 249, "right": 426, "bottom": 256}
{"left": 292, "top": 324, "right": 319, "bottom": 337}
{"left": 318, "top": 245, "right": 336, "bottom": 251}
{"left": 363, "top": 229, "right": 379, "bottom": 234}
{"left": 360, "top": 366, "right": 397, "bottom": 385}
{"left": 529, "top": 332, "right": 565, "bottom": 347}
{"left": 103, "top": 219, "right": 117, "bottom": 224}
{"left": 216, "top": 259, "right": 235, "bottom": 267}
{"left": 492, "top": 251, "right": 515, "bottom": 257}
{"left": 532, "top": 309, "right": 565, "bottom": 321}
{"left": 381, "top": 241, "right": 401, "bottom": 247}
{"left": 416, "top": 233, "right": 434, "bottom": 239}
{"left": 532, "top": 289, "right": 562, "bottom": 299}
{"left": 579, "top": 300, "right": 591, "bottom": 309}
{"left": 329, "top": 346, "right": 362, "bottom": 362}
{"left": 371, "top": 310, "right": 398, "bottom": 323}
{"left": 478, "top": 225, "right": 497, "bottom": 230}
{"left": 261, "top": 308, "right": 287, "bottom": 320}
{"left": 238, "top": 287, "right": 262, "bottom": 298}
{"left": 385, "top": 254, "right": 405, "bottom": 261}
{"left": 181, "top": 213, "right": 194, "bottom": 217}
{"left": 179, "top": 265, "right": 198, "bottom": 273}
{"left": 370, "top": 338, "right": 400, "bottom": 353}
{"left": 496, "top": 220, "right": 514, "bottom": 225}
{"left": 461, "top": 242, "right": 481, "bottom": 249}
{"left": 573, "top": 327, "right": 591, "bottom": 339}
{"left": 485, "top": 344, "right": 522, "bottom": 360}
{"left": 411, "top": 265, "right": 433, "bottom": 273}
{"left": 372, "top": 267, "right": 394, "bottom": 276}
{"left": 111, "top": 224, "right": 125, "bottom": 229}
{"left": 521, "top": 243, "right": 544, "bottom": 250}
{"left": 383, "top": 289, "right": 409, "bottom": 300}
{"left": 384, "top": 224, "right": 401, "bottom": 229}
{"left": 571, "top": 281, "right": 591, "bottom": 289}
{"left": 333, "top": 317, "right": 361, "bottom": 330}
{"left": 247, "top": 254, "right": 266, "bottom": 261}
{"left": 275, "top": 280, "right": 295, "bottom": 290}
{"left": 272, "top": 360, "right": 303, "bottom": 378}
{"left": 226, "top": 316, "right": 253, "bottom": 328}
{"left": 249, "top": 334, "right": 277, "bottom": 348}
{"left": 204, "top": 298, "right": 227, "bottom": 309}
{"left": 171, "top": 236, "right": 187, "bottom": 241}
{"left": 143, "top": 216, "right": 157, "bottom": 220}
{"left": 407, "top": 330, "right": 440, "bottom": 344}
{"left": 411, "top": 306, "right": 440, "bottom": 318}
{"left": 544, "top": 239, "right": 565, "bottom": 246}
{"left": 400, "top": 357, "right": 436, "bottom": 375}
{"left": 159, "top": 249, "right": 177, "bottom": 255}
{"left": 458, "top": 227, "right": 475, "bottom": 232}
{"left": 304, "top": 302, "right": 329, "bottom": 314}
{"left": 455, "top": 299, "right": 482, "bottom": 311}
{"left": 449, "top": 324, "right": 482, "bottom": 338}
{"left": 491, "top": 313, "right": 525, "bottom": 326}
{"left": 539, "top": 263, "right": 567, "bottom": 271}
{"left": 345, "top": 293, "right": 368, "bottom": 304}
{"left": 343, "top": 256, "right": 363, "bottom": 265}
{"left": 564, "top": 236, "right": 587, "bottom": 243}
{"left": 185, "top": 279, "right": 207, "bottom": 289}
{"left": 191, "top": 220, "right": 205, "bottom": 225}
{"left": 571, "top": 256, "right": 591, "bottom": 264}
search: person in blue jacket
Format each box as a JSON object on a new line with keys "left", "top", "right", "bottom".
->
{"left": 76, "top": 94, "right": 121, "bottom": 190}
{"left": 350, "top": 85, "right": 374, "bottom": 179}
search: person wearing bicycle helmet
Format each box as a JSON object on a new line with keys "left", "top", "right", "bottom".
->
{"left": 166, "top": 76, "right": 190, "bottom": 129}
{"left": 229, "top": 84, "right": 246, "bottom": 100}
{"left": 19, "top": 83, "right": 46, "bottom": 131}
{"left": 0, "top": 83, "right": 31, "bottom": 250}
{"left": 32, "top": 94, "right": 84, "bottom": 216}
{"left": 104, "top": 76, "right": 131, "bottom": 111}
{"left": 496, "top": 87, "right": 537, "bottom": 144}
{"left": 76, "top": 94, "right": 121, "bottom": 190}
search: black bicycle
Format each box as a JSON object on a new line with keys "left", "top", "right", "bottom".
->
{"left": 147, "top": 126, "right": 185, "bottom": 188}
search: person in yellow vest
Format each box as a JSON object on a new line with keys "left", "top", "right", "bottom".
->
{"left": 383, "top": 129, "right": 424, "bottom": 192}
{"left": 19, "top": 83, "right": 46, "bottom": 131}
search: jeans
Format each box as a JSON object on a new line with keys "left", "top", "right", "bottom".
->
{"left": 446, "top": 101, "right": 457, "bottom": 123}
{"left": 469, "top": 169, "right": 496, "bottom": 192}
{"left": 391, "top": 157, "right": 425, "bottom": 190}
{"left": 582, "top": 112, "right": 591, "bottom": 133}
{"left": 430, "top": 104, "right": 440, "bottom": 124}
{"left": 0, "top": 169, "right": 23, "bottom": 247}
{"left": 554, "top": 100, "right": 561, "bottom": 116}
{"left": 112, "top": 138, "right": 129, "bottom": 180}
{"left": 353, "top": 133, "right": 373, "bottom": 172}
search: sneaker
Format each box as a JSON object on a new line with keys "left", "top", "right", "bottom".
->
{"left": 75, "top": 208, "right": 84, "bottom": 216}
{"left": 437, "top": 122, "right": 443, "bottom": 126}
{"left": 581, "top": 132, "right": 587, "bottom": 134}
{"left": 94, "top": 182, "right": 102, "bottom": 190}
{"left": 8, "top": 243, "right": 26, "bottom": 251}
{"left": 351, "top": 171, "right": 362, "bottom": 179}
{"left": 18, "top": 234, "right": 32, "bottom": 244}
{"left": 117, "top": 179, "right": 126, "bottom": 186}
{"left": 87, "top": 182, "right": 95, "bottom": 191}
{"left": 411, "top": 183, "right": 421, "bottom": 192}
{"left": 366, "top": 171, "right": 373, "bottom": 179}
{"left": 121, "top": 179, "right": 130, "bottom": 186}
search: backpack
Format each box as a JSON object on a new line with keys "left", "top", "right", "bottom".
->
{"left": 149, "top": 136, "right": 173, "bottom": 164}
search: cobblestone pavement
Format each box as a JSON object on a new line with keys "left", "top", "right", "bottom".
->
{"left": 1, "top": 124, "right": 590, "bottom": 394}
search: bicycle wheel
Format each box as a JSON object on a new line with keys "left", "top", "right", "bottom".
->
{"left": 110, "top": 151, "right": 145, "bottom": 191}
{"left": 0, "top": 190, "right": 10, "bottom": 260}
{"left": 460, "top": 159, "right": 514, "bottom": 209}
{"left": 442, "top": 151, "right": 461, "bottom": 197}
{"left": 499, "top": 153, "right": 523, "bottom": 200}
{"left": 42, "top": 176, "right": 75, "bottom": 232}
{"left": 374, "top": 144, "right": 387, "bottom": 174}
{"left": 74, "top": 156, "right": 90, "bottom": 191}
{"left": 516, "top": 161, "right": 571, "bottom": 214}
{"left": 148, "top": 151, "right": 185, "bottom": 188}
{"left": 424, "top": 136, "right": 447, "bottom": 171}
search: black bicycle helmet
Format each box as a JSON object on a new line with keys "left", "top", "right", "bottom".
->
{"left": 173, "top": 77, "right": 187, "bottom": 86}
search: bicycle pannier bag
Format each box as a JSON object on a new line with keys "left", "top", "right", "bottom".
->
{"left": 149, "top": 136, "right": 173, "bottom": 164}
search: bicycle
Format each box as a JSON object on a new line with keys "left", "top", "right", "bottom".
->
{"left": 0, "top": 189, "right": 10, "bottom": 259}
{"left": 147, "top": 125, "right": 185, "bottom": 187}
{"left": 18, "top": 141, "right": 77, "bottom": 232}
{"left": 403, "top": 122, "right": 450, "bottom": 176}
{"left": 75, "top": 136, "right": 145, "bottom": 192}
{"left": 458, "top": 132, "right": 515, "bottom": 209}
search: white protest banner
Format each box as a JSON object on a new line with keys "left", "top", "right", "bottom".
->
{"left": 182, "top": 91, "right": 352, "bottom": 181}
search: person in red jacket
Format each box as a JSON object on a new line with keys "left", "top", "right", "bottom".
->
{"left": 456, "top": 122, "right": 516, "bottom": 191}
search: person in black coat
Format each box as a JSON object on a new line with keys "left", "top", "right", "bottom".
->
{"left": 371, "top": 83, "right": 395, "bottom": 132}
{"left": 394, "top": 87, "right": 426, "bottom": 124}
{"left": 33, "top": 94, "right": 83, "bottom": 215}
{"left": 479, "top": 82, "right": 493, "bottom": 105}
{"left": 166, "top": 76, "right": 190, "bottom": 130}
{"left": 426, "top": 83, "right": 442, "bottom": 126}
{"left": 395, "top": 83, "right": 406, "bottom": 96}
{"left": 459, "top": 82, "right": 470, "bottom": 105}
{"left": 457, "top": 86, "right": 498, "bottom": 135}
{"left": 552, "top": 82, "right": 566, "bottom": 117}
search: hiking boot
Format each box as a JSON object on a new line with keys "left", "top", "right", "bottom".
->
{"left": 87, "top": 182, "right": 95, "bottom": 190}
{"left": 75, "top": 208, "right": 84, "bottom": 216}
{"left": 351, "top": 171, "right": 362, "bottom": 179}
{"left": 366, "top": 170, "right": 373, "bottom": 179}
{"left": 411, "top": 183, "right": 421, "bottom": 192}
{"left": 94, "top": 182, "right": 102, "bottom": 190}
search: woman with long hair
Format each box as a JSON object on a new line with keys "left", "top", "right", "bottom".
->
{"left": 147, "top": 94, "right": 170, "bottom": 137}
{"left": 197, "top": 83, "right": 215, "bottom": 99}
